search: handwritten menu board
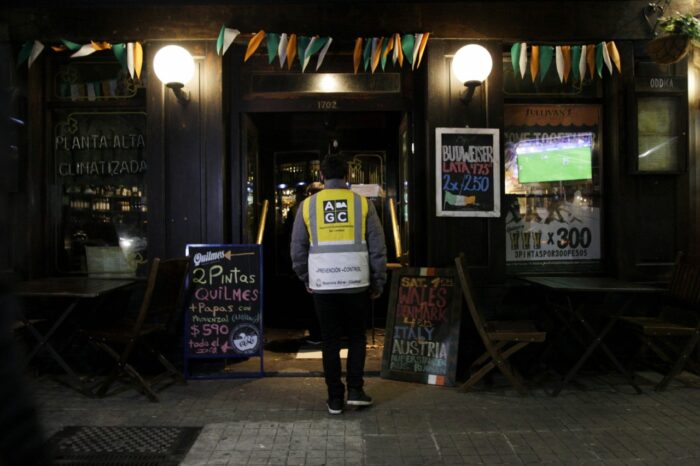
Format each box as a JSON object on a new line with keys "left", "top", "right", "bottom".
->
{"left": 184, "top": 244, "right": 263, "bottom": 364}
{"left": 381, "top": 267, "right": 462, "bottom": 386}
{"left": 435, "top": 127, "right": 500, "bottom": 218}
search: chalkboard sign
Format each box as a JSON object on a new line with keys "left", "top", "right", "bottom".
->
{"left": 381, "top": 267, "right": 462, "bottom": 386}
{"left": 435, "top": 127, "right": 500, "bottom": 217}
{"left": 184, "top": 244, "right": 264, "bottom": 377}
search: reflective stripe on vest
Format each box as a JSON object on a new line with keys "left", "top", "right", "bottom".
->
{"left": 303, "top": 189, "right": 370, "bottom": 290}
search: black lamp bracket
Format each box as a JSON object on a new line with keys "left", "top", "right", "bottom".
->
{"left": 460, "top": 80, "right": 482, "bottom": 106}
{"left": 166, "top": 82, "right": 191, "bottom": 103}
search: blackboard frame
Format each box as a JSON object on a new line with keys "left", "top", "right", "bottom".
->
{"left": 381, "top": 267, "right": 462, "bottom": 386}
{"left": 435, "top": 127, "right": 500, "bottom": 218}
{"left": 184, "top": 244, "right": 264, "bottom": 379}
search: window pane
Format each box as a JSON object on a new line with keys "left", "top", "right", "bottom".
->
{"left": 637, "top": 97, "right": 679, "bottom": 172}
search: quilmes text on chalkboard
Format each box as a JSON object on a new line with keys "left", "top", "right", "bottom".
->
{"left": 186, "top": 246, "right": 262, "bottom": 357}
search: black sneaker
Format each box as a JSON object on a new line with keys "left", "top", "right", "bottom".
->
{"left": 347, "top": 389, "right": 373, "bottom": 406}
{"left": 327, "top": 398, "right": 344, "bottom": 415}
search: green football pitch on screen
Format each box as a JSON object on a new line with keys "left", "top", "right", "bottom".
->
{"left": 517, "top": 146, "right": 592, "bottom": 183}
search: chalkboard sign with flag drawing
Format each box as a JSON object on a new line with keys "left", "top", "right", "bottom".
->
{"left": 381, "top": 267, "right": 462, "bottom": 386}
{"left": 184, "top": 244, "right": 263, "bottom": 379}
{"left": 436, "top": 127, "right": 500, "bottom": 217}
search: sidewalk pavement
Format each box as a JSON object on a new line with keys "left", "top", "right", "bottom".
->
{"left": 33, "top": 373, "right": 700, "bottom": 465}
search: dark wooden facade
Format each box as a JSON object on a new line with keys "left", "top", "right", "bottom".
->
{"left": 1, "top": 0, "right": 699, "bottom": 290}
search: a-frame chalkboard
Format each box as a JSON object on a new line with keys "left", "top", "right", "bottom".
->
{"left": 184, "top": 244, "right": 264, "bottom": 379}
{"left": 381, "top": 267, "right": 462, "bottom": 386}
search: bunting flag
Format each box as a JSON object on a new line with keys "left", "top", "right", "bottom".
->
{"left": 28, "top": 41, "right": 45, "bottom": 69}
{"left": 607, "top": 41, "right": 621, "bottom": 73}
{"left": 509, "top": 41, "right": 621, "bottom": 84}
{"left": 519, "top": 42, "right": 527, "bottom": 79}
{"left": 278, "top": 33, "right": 288, "bottom": 68}
{"left": 217, "top": 26, "right": 240, "bottom": 56}
{"left": 530, "top": 45, "right": 539, "bottom": 82}
{"left": 416, "top": 32, "right": 429, "bottom": 68}
{"left": 401, "top": 34, "right": 415, "bottom": 66}
{"left": 362, "top": 37, "right": 372, "bottom": 71}
{"left": 371, "top": 37, "right": 383, "bottom": 73}
{"left": 296, "top": 35, "right": 310, "bottom": 70}
{"left": 134, "top": 42, "right": 143, "bottom": 79}
{"left": 511, "top": 42, "right": 521, "bottom": 77}
{"left": 127, "top": 42, "right": 135, "bottom": 78}
{"left": 286, "top": 34, "right": 297, "bottom": 70}
{"left": 17, "top": 41, "right": 33, "bottom": 67}
{"left": 538, "top": 45, "right": 552, "bottom": 82}
{"left": 302, "top": 36, "right": 326, "bottom": 72}
{"left": 245, "top": 30, "right": 266, "bottom": 62}
{"left": 380, "top": 36, "right": 391, "bottom": 71}
{"left": 316, "top": 37, "right": 333, "bottom": 71}
{"left": 266, "top": 33, "right": 280, "bottom": 64}
{"left": 394, "top": 33, "right": 403, "bottom": 67}
{"left": 412, "top": 33, "right": 423, "bottom": 69}
{"left": 353, "top": 37, "right": 363, "bottom": 74}
{"left": 112, "top": 43, "right": 127, "bottom": 69}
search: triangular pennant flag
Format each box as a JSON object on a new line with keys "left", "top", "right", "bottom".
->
{"left": 51, "top": 45, "right": 68, "bottom": 52}
{"left": 395, "top": 34, "right": 404, "bottom": 67}
{"left": 266, "top": 33, "right": 280, "bottom": 64}
{"left": 371, "top": 37, "right": 383, "bottom": 73}
{"left": 217, "top": 25, "right": 225, "bottom": 55}
{"left": 571, "top": 45, "right": 581, "bottom": 81}
{"left": 244, "top": 30, "right": 266, "bottom": 62}
{"left": 112, "top": 43, "right": 127, "bottom": 69}
{"left": 586, "top": 44, "right": 596, "bottom": 79}
{"left": 519, "top": 42, "right": 527, "bottom": 79}
{"left": 134, "top": 42, "right": 143, "bottom": 79}
{"left": 91, "top": 41, "right": 112, "bottom": 51}
{"left": 601, "top": 41, "right": 613, "bottom": 75}
{"left": 555, "top": 46, "right": 564, "bottom": 83}
{"left": 382, "top": 35, "right": 394, "bottom": 71}
{"left": 538, "top": 45, "right": 552, "bottom": 82}
{"left": 17, "top": 41, "right": 33, "bottom": 67}
{"left": 412, "top": 33, "right": 423, "bottom": 69}
{"left": 510, "top": 42, "right": 521, "bottom": 77}
{"left": 303, "top": 36, "right": 325, "bottom": 72}
{"left": 595, "top": 42, "right": 603, "bottom": 78}
{"left": 297, "top": 36, "right": 310, "bottom": 70}
{"left": 362, "top": 37, "right": 372, "bottom": 71}
{"left": 353, "top": 37, "right": 363, "bottom": 74}
{"left": 316, "top": 37, "right": 332, "bottom": 71}
{"left": 562, "top": 45, "right": 571, "bottom": 83}
{"left": 27, "top": 40, "right": 44, "bottom": 69}
{"left": 379, "top": 37, "right": 389, "bottom": 71}
{"left": 220, "top": 28, "right": 240, "bottom": 56}
{"left": 61, "top": 39, "right": 81, "bottom": 51}
{"left": 278, "top": 33, "right": 288, "bottom": 68}
{"left": 391, "top": 33, "right": 403, "bottom": 66}
{"left": 127, "top": 42, "right": 135, "bottom": 78}
{"left": 530, "top": 45, "right": 539, "bottom": 82}
{"left": 286, "top": 34, "right": 297, "bottom": 70}
{"left": 579, "top": 45, "right": 587, "bottom": 82}
{"left": 608, "top": 41, "right": 621, "bottom": 73}
{"left": 401, "top": 34, "right": 415, "bottom": 66}
{"left": 416, "top": 32, "right": 429, "bottom": 68}
{"left": 71, "top": 43, "right": 99, "bottom": 58}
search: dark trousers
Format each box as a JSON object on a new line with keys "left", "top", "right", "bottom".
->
{"left": 313, "top": 291, "right": 369, "bottom": 400}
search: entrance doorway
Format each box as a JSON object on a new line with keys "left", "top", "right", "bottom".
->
{"left": 239, "top": 111, "right": 408, "bottom": 373}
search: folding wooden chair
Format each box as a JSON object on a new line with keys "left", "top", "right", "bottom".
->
{"left": 455, "top": 254, "right": 546, "bottom": 395}
{"left": 82, "top": 257, "right": 189, "bottom": 401}
{"left": 618, "top": 252, "right": 700, "bottom": 391}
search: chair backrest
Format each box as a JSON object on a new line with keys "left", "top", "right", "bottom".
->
{"left": 132, "top": 257, "right": 189, "bottom": 336}
{"left": 668, "top": 252, "right": 700, "bottom": 308}
{"left": 454, "top": 254, "right": 492, "bottom": 344}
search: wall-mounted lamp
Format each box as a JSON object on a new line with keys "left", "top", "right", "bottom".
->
{"left": 451, "top": 44, "right": 493, "bottom": 106}
{"left": 153, "top": 45, "right": 195, "bottom": 103}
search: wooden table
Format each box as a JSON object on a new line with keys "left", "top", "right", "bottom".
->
{"left": 15, "top": 277, "right": 136, "bottom": 393}
{"left": 521, "top": 275, "right": 665, "bottom": 396}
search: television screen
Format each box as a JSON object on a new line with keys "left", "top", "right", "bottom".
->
{"left": 516, "top": 135, "right": 593, "bottom": 183}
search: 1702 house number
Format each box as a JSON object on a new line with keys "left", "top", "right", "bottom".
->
{"left": 318, "top": 100, "right": 338, "bottom": 109}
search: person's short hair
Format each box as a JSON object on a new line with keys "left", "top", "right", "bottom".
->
{"left": 320, "top": 155, "right": 347, "bottom": 180}
{"left": 306, "top": 181, "right": 324, "bottom": 196}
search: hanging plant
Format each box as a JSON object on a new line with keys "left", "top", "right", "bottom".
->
{"left": 647, "top": 12, "right": 700, "bottom": 64}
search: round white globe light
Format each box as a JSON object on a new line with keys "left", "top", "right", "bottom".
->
{"left": 451, "top": 44, "right": 493, "bottom": 84}
{"left": 153, "top": 45, "right": 195, "bottom": 86}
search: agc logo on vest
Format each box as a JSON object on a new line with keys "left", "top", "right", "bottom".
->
{"left": 323, "top": 200, "right": 349, "bottom": 223}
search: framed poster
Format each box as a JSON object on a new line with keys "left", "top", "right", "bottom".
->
{"left": 435, "top": 127, "right": 500, "bottom": 217}
{"left": 381, "top": 267, "right": 462, "bottom": 386}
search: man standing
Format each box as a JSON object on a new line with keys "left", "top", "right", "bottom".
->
{"left": 291, "top": 154, "right": 387, "bottom": 415}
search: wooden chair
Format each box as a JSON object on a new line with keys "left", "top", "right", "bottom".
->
{"left": 82, "top": 257, "right": 189, "bottom": 401}
{"left": 455, "top": 254, "right": 546, "bottom": 395}
{"left": 618, "top": 252, "right": 700, "bottom": 391}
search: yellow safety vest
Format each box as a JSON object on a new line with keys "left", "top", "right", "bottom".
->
{"left": 303, "top": 188, "right": 370, "bottom": 291}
